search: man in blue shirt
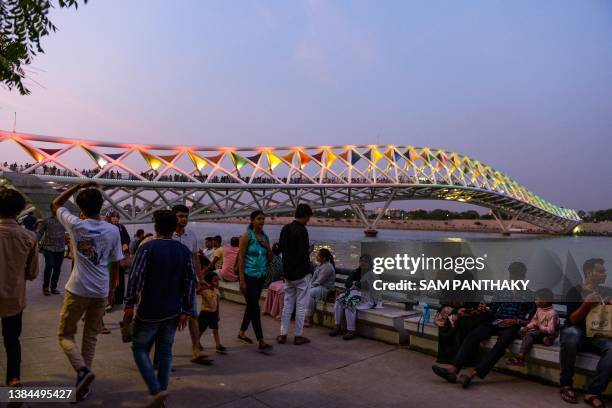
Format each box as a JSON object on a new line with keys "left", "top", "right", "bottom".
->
{"left": 123, "top": 210, "right": 196, "bottom": 407}
{"left": 432, "top": 262, "right": 536, "bottom": 388}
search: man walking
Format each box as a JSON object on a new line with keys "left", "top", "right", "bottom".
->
{"left": 52, "top": 181, "right": 124, "bottom": 401}
{"left": 171, "top": 205, "right": 206, "bottom": 362}
{"left": 38, "top": 204, "right": 66, "bottom": 295}
{"left": 277, "top": 203, "right": 313, "bottom": 345}
{"left": 123, "top": 210, "right": 196, "bottom": 407}
{"left": 0, "top": 188, "right": 39, "bottom": 388}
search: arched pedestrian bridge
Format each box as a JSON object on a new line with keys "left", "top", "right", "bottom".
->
{"left": 0, "top": 130, "right": 581, "bottom": 234}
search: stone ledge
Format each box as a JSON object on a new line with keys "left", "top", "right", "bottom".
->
{"left": 218, "top": 280, "right": 417, "bottom": 345}
{"left": 404, "top": 317, "right": 612, "bottom": 395}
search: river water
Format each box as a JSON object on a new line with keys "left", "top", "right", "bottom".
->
{"left": 126, "top": 222, "right": 612, "bottom": 289}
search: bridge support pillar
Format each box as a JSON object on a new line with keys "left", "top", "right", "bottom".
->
{"left": 490, "top": 209, "right": 521, "bottom": 235}
{"left": 351, "top": 192, "right": 396, "bottom": 238}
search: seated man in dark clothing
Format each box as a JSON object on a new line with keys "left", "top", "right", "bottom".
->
{"left": 432, "top": 262, "right": 536, "bottom": 388}
{"left": 559, "top": 258, "right": 612, "bottom": 407}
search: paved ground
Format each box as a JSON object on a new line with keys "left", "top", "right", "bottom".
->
{"left": 1, "top": 259, "right": 569, "bottom": 408}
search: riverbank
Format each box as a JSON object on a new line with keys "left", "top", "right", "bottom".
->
{"left": 206, "top": 217, "right": 612, "bottom": 236}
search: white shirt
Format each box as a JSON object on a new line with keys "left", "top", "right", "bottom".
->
{"left": 172, "top": 227, "right": 198, "bottom": 254}
{"left": 57, "top": 207, "right": 123, "bottom": 298}
{"left": 202, "top": 247, "right": 215, "bottom": 262}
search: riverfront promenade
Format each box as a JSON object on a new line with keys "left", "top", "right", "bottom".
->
{"left": 2, "top": 260, "right": 566, "bottom": 407}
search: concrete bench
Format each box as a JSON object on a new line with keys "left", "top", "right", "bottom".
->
{"left": 404, "top": 317, "right": 612, "bottom": 395}
{"left": 313, "top": 302, "right": 418, "bottom": 345}
{"left": 335, "top": 268, "right": 417, "bottom": 311}
{"left": 218, "top": 280, "right": 418, "bottom": 345}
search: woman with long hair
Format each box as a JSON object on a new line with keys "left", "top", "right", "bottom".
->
{"left": 304, "top": 248, "right": 336, "bottom": 327}
{"left": 237, "top": 210, "right": 273, "bottom": 352}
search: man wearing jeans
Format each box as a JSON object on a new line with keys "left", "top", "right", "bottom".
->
{"left": 38, "top": 204, "right": 66, "bottom": 295}
{"left": 432, "top": 262, "right": 536, "bottom": 388}
{"left": 0, "top": 188, "right": 38, "bottom": 388}
{"left": 52, "top": 181, "right": 123, "bottom": 402}
{"left": 277, "top": 204, "right": 313, "bottom": 345}
{"left": 123, "top": 210, "right": 195, "bottom": 407}
{"left": 559, "top": 258, "right": 612, "bottom": 406}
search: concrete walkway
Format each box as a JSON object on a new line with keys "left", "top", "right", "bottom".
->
{"left": 2, "top": 260, "right": 569, "bottom": 407}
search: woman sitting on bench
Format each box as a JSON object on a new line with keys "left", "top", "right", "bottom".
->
{"left": 330, "top": 254, "right": 381, "bottom": 340}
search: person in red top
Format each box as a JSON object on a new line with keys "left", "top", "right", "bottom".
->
{"left": 0, "top": 188, "right": 39, "bottom": 388}
{"left": 219, "top": 237, "right": 240, "bottom": 282}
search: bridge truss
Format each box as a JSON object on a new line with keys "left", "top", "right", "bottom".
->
{"left": 0, "top": 130, "right": 581, "bottom": 233}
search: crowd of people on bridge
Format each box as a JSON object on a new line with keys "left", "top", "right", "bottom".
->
{"left": 0, "top": 181, "right": 610, "bottom": 407}
{"left": 3, "top": 160, "right": 471, "bottom": 186}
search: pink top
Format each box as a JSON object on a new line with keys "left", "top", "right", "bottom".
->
{"left": 220, "top": 245, "right": 239, "bottom": 282}
{"left": 526, "top": 306, "right": 560, "bottom": 337}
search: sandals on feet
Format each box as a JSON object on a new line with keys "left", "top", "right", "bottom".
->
{"left": 293, "top": 336, "right": 310, "bottom": 345}
{"left": 560, "top": 387, "right": 578, "bottom": 404}
{"left": 585, "top": 395, "right": 606, "bottom": 408}
{"left": 257, "top": 343, "right": 273, "bottom": 353}
{"left": 432, "top": 365, "right": 457, "bottom": 384}
{"left": 329, "top": 326, "right": 342, "bottom": 337}
{"left": 190, "top": 354, "right": 213, "bottom": 365}
{"left": 237, "top": 334, "right": 253, "bottom": 344}
{"left": 507, "top": 356, "right": 525, "bottom": 367}
{"left": 342, "top": 331, "right": 355, "bottom": 340}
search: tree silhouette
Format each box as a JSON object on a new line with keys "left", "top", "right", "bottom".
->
{"left": 0, "top": 0, "right": 87, "bottom": 95}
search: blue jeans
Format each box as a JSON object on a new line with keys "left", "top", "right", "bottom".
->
{"left": 560, "top": 325, "right": 612, "bottom": 395}
{"left": 131, "top": 318, "right": 177, "bottom": 393}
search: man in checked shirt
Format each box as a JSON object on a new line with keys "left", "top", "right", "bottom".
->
{"left": 123, "top": 210, "right": 196, "bottom": 408}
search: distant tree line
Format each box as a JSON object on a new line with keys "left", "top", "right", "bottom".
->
{"left": 578, "top": 209, "right": 612, "bottom": 222}
{"left": 170, "top": 207, "right": 612, "bottom": 223}
{"left": 309, "top": 208, "right": 493, "bottom": 221}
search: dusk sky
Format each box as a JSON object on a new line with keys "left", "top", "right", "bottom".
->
{"left": 0, "top": 0, "right": 611, "bottom": 211}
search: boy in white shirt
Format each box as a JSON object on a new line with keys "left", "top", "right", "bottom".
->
{"left": 52, "top": 181, "right": 123, "bottom": 402}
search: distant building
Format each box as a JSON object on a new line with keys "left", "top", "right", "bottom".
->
{"left": 373, "top": 207, "right": 405, "bottom": 219}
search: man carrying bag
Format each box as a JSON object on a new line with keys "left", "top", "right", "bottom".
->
{"left": 586, "top": 295, "right": 612, "bottom": 339}
{"left": 559, "top": 258, "right": 612, "bottom": 407}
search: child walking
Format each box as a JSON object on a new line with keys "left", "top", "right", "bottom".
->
{"left": 508, "top": 288, "right": 559, "bottom": 367}
{"left": 198, "top": 271, "right": 226, "bottom": 354}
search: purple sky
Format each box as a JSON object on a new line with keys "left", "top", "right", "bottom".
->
{"left": 0, "top": 0, "right": 611, "bottom": 211}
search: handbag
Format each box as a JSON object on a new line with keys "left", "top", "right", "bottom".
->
{"left": 586, "top": 303, "right": 612, "bottom": 338}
